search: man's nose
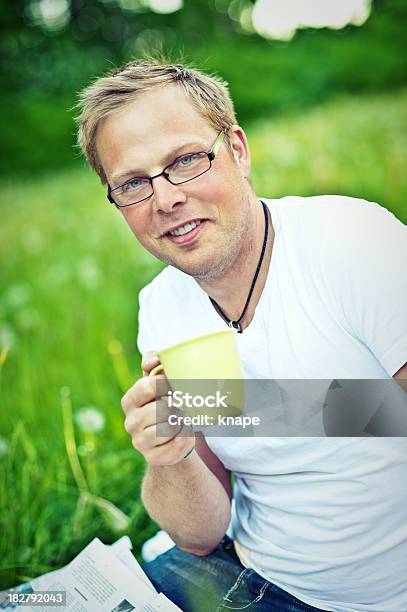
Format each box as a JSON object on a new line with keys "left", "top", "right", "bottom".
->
{"left": 151, "top": 174, "right": 187, "bottom": 213}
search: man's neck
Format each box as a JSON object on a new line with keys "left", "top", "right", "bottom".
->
{"left": 196, "top": 199, "right": 274, "bottom": 331}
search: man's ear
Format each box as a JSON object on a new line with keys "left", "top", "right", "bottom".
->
{"left": 228, "top": 125, "right": 251, "bottom": 178}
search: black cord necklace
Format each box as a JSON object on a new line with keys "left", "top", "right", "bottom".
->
{"left": 209, "top": 200, "right": 269, "bottom": 333}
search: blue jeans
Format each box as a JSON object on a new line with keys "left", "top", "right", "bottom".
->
{"left": 142, "top": 536, "right": 327, "bottom": 612}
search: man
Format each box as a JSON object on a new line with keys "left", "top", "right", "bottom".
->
{"left": 76, "top": 59, "right": 407, "bottom": 611}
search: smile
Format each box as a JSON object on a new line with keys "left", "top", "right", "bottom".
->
{"left": 169, "top": 220, "right": 201, "bottom": 236}
{"left": 165, "top": 220, "right": 208, "bottom": 245}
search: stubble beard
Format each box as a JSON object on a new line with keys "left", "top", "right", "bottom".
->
{"left": 162, "top": 195, "right": 255, "bottom": 282}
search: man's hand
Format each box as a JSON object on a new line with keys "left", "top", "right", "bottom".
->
{"left": 121, "top": 351, "right": 195, "bottom": 466}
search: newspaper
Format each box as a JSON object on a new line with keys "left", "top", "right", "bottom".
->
{"left": 0, "top": 537, "right": 181, "bottom": 612}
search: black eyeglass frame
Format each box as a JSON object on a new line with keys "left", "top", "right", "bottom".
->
{"left": 107, "top": 130, "right": 226, "bottom": 208}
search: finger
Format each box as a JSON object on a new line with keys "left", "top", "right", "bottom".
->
{"left": 145, "top": 421, "right": 195, "bottom": 450}
{"left": 123, "top": 402, "right": 158, "bottom": 435}
{"left": 142, "top": 351, "right": 160, "bottom": 377}
{"left": 152, "top": 374, "right": 171, "bottom": 397}
{"left": 126, "top": 419, "right": 180, "bottom": 454}
{"left": 124, "top": 401, "right": 185, "bottom": 440}
{"left": 142, "top": 420, "right": 184, "bottom": 448}
{"left": 121, "top": 378, "right": 154, "bottom": 413}
{"left": 121, "top": 375, "right": 169, "bottom": 414}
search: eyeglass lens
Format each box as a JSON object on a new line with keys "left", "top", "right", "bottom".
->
{"left": 112, "top": 152, "right": 211, "bottom": 207}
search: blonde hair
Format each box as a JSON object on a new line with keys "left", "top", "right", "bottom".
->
{"left": 75, "top": 57, "right": 237, "bottom": 184}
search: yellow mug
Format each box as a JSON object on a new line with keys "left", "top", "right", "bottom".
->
{"left": 149, "top": 329, "right": 244, "bottom": 419}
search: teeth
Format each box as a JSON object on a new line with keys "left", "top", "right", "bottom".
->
{"left": 169, "top": 220, "right": 201, "bottom": 236}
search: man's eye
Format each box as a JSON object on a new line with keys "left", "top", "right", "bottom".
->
{"left": 123, "top": 178, "right": 144, "bottom": 191}
{"left": 178, "top": 155, "right": 194, "bottom": 167}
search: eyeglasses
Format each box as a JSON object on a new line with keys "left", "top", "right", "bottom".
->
{"left": 107, "top": 130, "right": 225, "bottom": 208}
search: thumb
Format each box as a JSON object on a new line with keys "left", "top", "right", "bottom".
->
{"left": 141, "top": 351, "right": 160, "bottom": 377}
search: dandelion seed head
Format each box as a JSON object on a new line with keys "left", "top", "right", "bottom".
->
{"left": 75, "top": 406, "right": 106, "bottom": 433}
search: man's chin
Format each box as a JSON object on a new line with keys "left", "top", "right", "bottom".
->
{"left": 154, "top": 237, "right": 240, "bottom": 281}
{"left": 154, "top": 240, "right": 209, "bottom": 272}
{"left": 147, "top": 231, "right": 236, "bottom": 280}
{"left": 173, "top": 256, "right": 234, "bottom": 282}
{"left": 168, "top": 258, "right": 214, "bottom": 278}
{"left": 153, "top": 248, "right": 217, "bottom": 278}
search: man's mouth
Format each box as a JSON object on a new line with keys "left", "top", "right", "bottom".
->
{"left": 164, "top": 219, "right": 208, "bottom": 245}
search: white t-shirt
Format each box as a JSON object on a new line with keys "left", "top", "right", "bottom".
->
{"left": 137, "top": 196, "right": 407, "bottom": 612}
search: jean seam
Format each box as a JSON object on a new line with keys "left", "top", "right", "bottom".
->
{"left": 216, "top": 569, "right": 270, "bottom": 611}
{"left": 255, "top": 581, "right": 269, "bottom": 603}
{"left": 215, "top": 568, "right": 249, "bottom": 611}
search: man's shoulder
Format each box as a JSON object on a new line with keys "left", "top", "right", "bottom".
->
{"left": 268, "top": 194, "right": 402, "bottom": 240}
{"left": 268, "top": 193, "right": 389, "bottom": 218}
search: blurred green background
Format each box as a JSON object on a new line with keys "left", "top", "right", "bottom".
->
{"left": 1, "top": 0, "right": 407, "bottom": 590}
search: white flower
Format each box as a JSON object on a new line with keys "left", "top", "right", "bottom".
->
{"left": 75, "top": 407, "right": 106, "bottom": 433}
{"left": 0, "top": 435, "right": 10, "bottom": 458}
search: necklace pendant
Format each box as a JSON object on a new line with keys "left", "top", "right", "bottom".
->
{"left": 228, "top": 320, "right": 241, "bottom": 332}
{"left": 210, "top": 202, "right": 268, "bottom": 336}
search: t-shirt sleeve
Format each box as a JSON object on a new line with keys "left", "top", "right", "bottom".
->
{"left": 322, "top": 199, "right": 407, "bottom": 376}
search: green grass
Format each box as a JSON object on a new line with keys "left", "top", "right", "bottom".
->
{"left": 250, "top": 89, "right": 407, "bottom": 223}
{"left": 1, "top": 90, "right": 406, "bottom": 589}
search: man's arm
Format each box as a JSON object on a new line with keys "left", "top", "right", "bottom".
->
{"left": 142, "top": 435, "right": 232, "bottom": 556}
{"left": 122, "top": 352, "right": 232, "bottom": 557}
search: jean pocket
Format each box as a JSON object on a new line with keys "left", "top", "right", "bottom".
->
{"left": 216, "top": 569, "right": 269, "bottom": 611}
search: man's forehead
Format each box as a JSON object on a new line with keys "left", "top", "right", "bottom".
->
{"left": 97, "top": 85, "right": 215, "bottom": 182}
{"left": 101, "top": 84, "right": 208, "bottom": 137}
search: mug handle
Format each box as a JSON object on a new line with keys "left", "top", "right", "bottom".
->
{"left": 149, "top": 363, "right": 164, "bottom": 377}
